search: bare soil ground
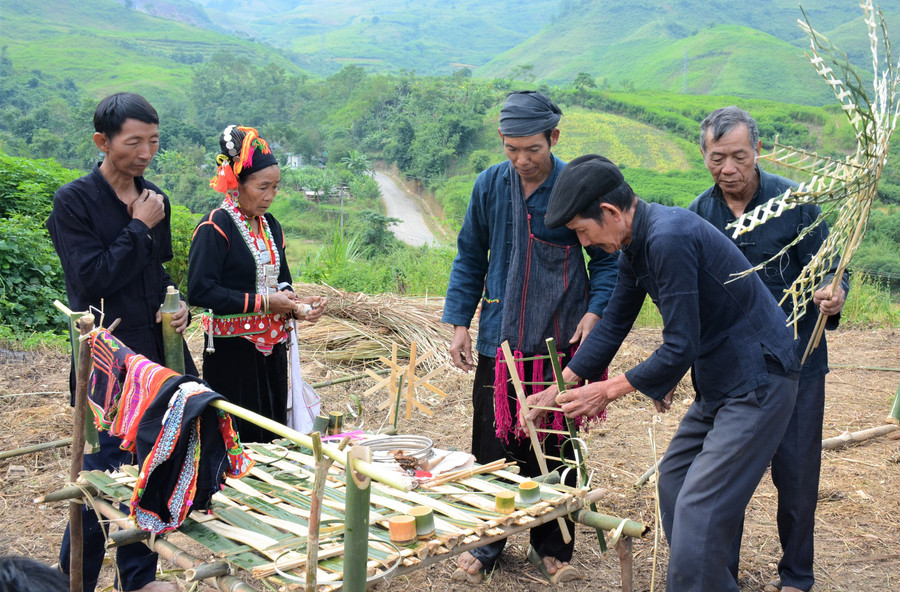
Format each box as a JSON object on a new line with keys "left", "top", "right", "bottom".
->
{"left": 1, "top": 326, "right": 898, "bottom": 591}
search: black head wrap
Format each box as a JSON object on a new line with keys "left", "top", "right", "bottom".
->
{"left": 545, "top": 154, "right": 626, "bottom": 228}
{"left": 499, "top": 91, "right": 562, "bottom": 137}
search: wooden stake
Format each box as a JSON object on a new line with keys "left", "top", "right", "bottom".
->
{"left": 68, "top": 313, "right": 94, "bottom": 592}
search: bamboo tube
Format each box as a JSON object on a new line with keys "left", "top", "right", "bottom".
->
{"left": 494, "top": 491, "right": 516, "bottom": 514}
{"left": 388, "top": 515, "right": 416, "bottom": 544}
{"left": 68, "top": 313, "right": 94, "bottom": 592}
{"left": 36, "top": 482, "right": 97, "bottom": 504}
{"left": 160, "top": 286, "right": 185, "bottom": 374}
{"left": 210, "top": 400, "right": 412, "bottom": 491}
{"left": 500, "top": 340, "right": 571, "bottom": 543}
{"left": 518, "top": 480, "right": 541, "bottom": 505}
{"left": 409, "top": 506, "right": 435, "bottom": 539}
{"left": 570, "top": 509, "right": 650, "bottom": 539}
{"left": 889, "top": 383, "right": 900, "bottom": 425}
{"left": 344, "top": 446, "right": 372, "bottom": 592}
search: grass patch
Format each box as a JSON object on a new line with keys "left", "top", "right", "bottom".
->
{"left": 841, "top": 272, "right": 900, "bottom": 328}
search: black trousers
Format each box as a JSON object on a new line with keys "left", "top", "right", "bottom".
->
{"left": 468, "top": 355, "right": 576, "bottom": 570}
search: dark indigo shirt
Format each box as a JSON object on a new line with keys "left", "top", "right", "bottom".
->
{"left": 442, "top": 156, "right": 619, "bottom": 357}
{"left": 567, "top": 200, "right": 799, "bottom": 408}
{"left": 690, "top": 167, "right": 849, "bottom": 380}
{"left": 47, "top": 164, "right": 177, "bottom": 367}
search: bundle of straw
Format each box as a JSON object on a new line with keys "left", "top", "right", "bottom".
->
{"left": 292, "top": 283, "right": 470, "bottom": 370}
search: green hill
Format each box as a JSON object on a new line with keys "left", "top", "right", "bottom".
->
{"left": 476, "top": 1, "right": 900, "bottom": 105}
{"left": 1, "top": 0, "right": 309, "bottom": 102}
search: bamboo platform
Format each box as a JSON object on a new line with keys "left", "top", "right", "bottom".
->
{"left": 53, "top": 441, "right": 647, "bottom": 591}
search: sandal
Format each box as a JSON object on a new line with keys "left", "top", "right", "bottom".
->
{"left": 526, "top": 545, "right": 581, "bottom": 585}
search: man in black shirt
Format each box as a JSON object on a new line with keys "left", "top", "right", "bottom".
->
{"left": 47, "top": 92, "right": 190, "bottom": 592}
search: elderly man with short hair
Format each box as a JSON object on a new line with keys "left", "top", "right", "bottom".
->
{"left": 690, "top": 106, "right": 849, "bottom": 592}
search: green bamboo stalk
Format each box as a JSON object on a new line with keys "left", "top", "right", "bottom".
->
{"left": 0, "top": 438, "right": 73, "bottom": 461}
{"left": 546, "top": 337, "right": 607, "bottom": 551}
{"left": 343, "top": 446, "right": 372, "bottom": 591}
{"left": 209, "top": 400, "right": 412, "bottom": 491}
{"left": 545, "top": 338, "right": 585, "bottom": 485}
{"left": 570, "top": 509, "right": 649, "bottom": 539}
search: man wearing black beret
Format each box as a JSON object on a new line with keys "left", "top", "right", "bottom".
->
{"left": 530, "top": 154, "right": 800, "bottom": 591}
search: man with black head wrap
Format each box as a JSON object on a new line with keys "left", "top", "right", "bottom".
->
{"left": 442, "top": 92, "right": 618, "bottom": 583}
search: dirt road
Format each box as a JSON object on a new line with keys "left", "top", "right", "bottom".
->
{"left": 375, "top": 171, "right": 436, "bottom": 247}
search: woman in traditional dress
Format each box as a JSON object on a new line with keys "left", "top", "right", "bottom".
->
{"left": 188, "top": 125, "right": 326, "bottom": 442}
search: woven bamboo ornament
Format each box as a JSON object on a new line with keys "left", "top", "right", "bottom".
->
{"left": 727, "top": 0, "right": 899, "bottom": 362}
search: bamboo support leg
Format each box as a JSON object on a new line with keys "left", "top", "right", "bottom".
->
{"left": 615, "top": 537, "right": 634, "bottom": 592}
{"left": 68, "top": 314, "right": 94, "bottom": 592}
{"left": 343, "top": 447, "right": 373, "bottom": 591}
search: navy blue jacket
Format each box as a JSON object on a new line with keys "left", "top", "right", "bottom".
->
{"left": 442, "top": 156, "right": 618, "bottom": 357}
{"left": 568, "top": 200, "right": 799, "bottom": 408}
{"left": 689, "top": 168, "right": 849, "bottom": 380}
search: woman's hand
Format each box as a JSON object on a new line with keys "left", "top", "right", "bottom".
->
{"left": 295, "top": 296, "right": 327, "bottom": 323}
{"left": 268, "top": 291, "right": 300, "bottom": 315}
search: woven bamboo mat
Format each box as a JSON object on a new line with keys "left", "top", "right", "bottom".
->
{"left": 82, "top": 442, "right": 593, "bottom": 591}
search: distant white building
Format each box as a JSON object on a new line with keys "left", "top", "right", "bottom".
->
{"left": 284, "top": 153, "right": 304, "bottom": 169}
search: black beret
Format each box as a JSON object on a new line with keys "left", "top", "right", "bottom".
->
{"left": 545, "top": 154, "right": 625, "bottom": 228}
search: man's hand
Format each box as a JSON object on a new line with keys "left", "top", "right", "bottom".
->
{"left": 524, "top": 385, "right": 559, "bottom": 426}
{"left": 554, "top": 373, "right": 635, "bottom": 419}
{"left": 449, "top": 325, "right": 475, "bottom": 372}
{"left": 569, "top": 312, "right": 600, "bottom": 346}
{"left": 813, "top": 284, "right": 846, "bottom": 317}
{"left": 156, "top": 300, "right": 190, "bottom": 334}
{"left": 653, "top": 387, "right": 675, "bottom": 414}
{"left": 132, "top": 189, "right": 165, "bottom": 228}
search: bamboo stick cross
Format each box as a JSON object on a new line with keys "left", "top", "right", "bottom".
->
{"left": 362, "top": 341, "right": 449, "bottom": 424}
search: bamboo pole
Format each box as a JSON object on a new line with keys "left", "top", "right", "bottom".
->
{"left": 209, "top": 400, "right": 412, "bottom": 491}
{"left": 54, "top": 300, "right": 99, "bottom": 454}
{"left": 343, "top": 446, "right": 372, "bottom": 592}
{"left": 306, "top": 432, "right": 332, "bottom": 592}
{"left": 0, "top": 438, "right": 73, "bottom": 461}
{"left": 68, "top": 313, "right": 94, "bottom": 592}
{"left": 500, "top": 340, "right": 571, "bottom": 544}
{"left": 821, "top": 424, "right": 899, "bottom": 450}
{"left": 310, "top": 368, "right": 391, "bottom": 389}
